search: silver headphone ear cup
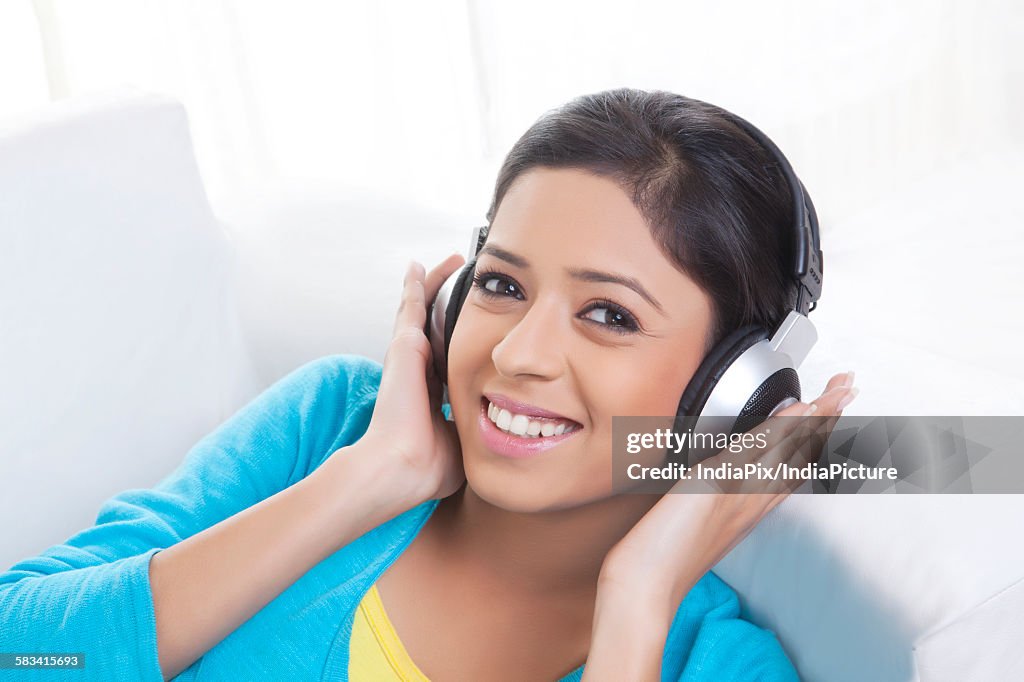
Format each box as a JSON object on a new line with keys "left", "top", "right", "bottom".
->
{"left": 677, "top": 326, "right": 769, "bottom": 420}
{"left": 673, "top": 326, "right": 805, "bottom": 462}
{"left": 725, "top": 310, "right": 818, "bottom": 431}
{"left": 427, "top": 269, "right": 460, "bottom": 386}
{"left": 428, "top": 260, "right": 476, "bottom": 385}
{"left": 678, "top": 312, "right": 816, "bottom": 427}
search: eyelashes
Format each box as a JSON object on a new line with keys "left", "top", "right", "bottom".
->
{"left": 470, "top": 267, "right": 641, "bottom": 335}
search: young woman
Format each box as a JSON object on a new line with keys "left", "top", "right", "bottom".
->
{"left": 0, "top": 88, "right": 857, "bottom": 681}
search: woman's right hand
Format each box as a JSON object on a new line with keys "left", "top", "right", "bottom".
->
{"left": 354, "top": 254, "right": 468, "bottom": 506}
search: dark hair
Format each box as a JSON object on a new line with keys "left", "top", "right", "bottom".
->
{"left": 485, "top": 88, "right": 795, "bottom": 353}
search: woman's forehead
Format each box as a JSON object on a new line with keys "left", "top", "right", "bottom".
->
{"left": 485, "top": 168, "right": 712, "bottom": 321}
{"left": 490, "top": 168, "right": 657, "bottom": 257}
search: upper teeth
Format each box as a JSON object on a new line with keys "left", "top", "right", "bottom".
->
{"left": 487, "top": 401, "right": 579, "bottom": 438}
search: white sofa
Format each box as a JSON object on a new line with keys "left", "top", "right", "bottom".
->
{"left": 2, "top": 89, "right": 1021, "bottom": 681}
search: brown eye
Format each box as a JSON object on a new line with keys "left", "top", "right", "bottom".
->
{"left": 580, "top": 302, "right": 640, "bottom": 334}
{"left": 472, "top": 270, "right": 524, "bottom": 300}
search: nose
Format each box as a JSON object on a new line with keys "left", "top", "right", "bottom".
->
{"left": 491, "top": 297, "right": 566, "bottom": 381}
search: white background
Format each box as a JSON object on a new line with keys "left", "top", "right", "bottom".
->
{"left": 0, "top": 0, "right": 1019, "bottom": 225}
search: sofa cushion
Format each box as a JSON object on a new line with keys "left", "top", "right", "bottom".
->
{"left": 0, "top": 89, "right": 260, "bottom": 568}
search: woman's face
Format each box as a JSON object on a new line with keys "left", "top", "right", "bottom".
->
{"left": 447, "top": 167, "right": 714, "bottom": 513}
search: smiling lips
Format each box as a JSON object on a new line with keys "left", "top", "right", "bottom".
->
{"left": 482, "top": 396, "right": 582, "bottom": 439}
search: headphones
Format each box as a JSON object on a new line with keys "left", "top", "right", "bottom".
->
{"left": 425, "top": 109, "right": 823, "bottom": 456}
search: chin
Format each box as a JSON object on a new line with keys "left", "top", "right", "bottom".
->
{"left": 469, "top": 485, "right": 554, "bottom": 514}
{"left": 450, "top": 392, "right": 613, "bottom": 513}
{"left": 461, "top": 453, "right": 611, "bottom": 514}
{"left": 461, "top": 458, "right": 551, "bottom": 512}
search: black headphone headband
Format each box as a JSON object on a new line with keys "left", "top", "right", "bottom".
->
{"left": 719, "top": 112, "right": 823, "bottom": 315}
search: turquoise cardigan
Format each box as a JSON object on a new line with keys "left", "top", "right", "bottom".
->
{"left": 0, "top": 355, "right": 799, "bottom": 681}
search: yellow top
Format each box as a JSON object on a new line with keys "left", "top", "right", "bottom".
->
{"left": 348, "top": 582, "right": 431, "bottom": 682}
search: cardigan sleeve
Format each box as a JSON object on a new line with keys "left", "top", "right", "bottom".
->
{"left": 0, "top": 354, "right": 382, "bottom": 681}
{"left": 675, "top": 573, "right": 800, "bottom": 682}
{"left": 679, "top": 615, "right": 800, "bottom": 681}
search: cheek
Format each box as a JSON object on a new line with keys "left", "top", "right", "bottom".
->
{"left": 445, "top": 305, "right": 506, "bottom": 422}
{"left": 583, "top": 354, "right": 699, "bottom": 423}
{"left": 447, "top": 306, "right": 496, "bottom": 378}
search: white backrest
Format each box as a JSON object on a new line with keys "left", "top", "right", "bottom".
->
{"left": 714, "top": 148, "right": 1024, "bottom": 681}
{"left": 0, "top": 89, "right": 260, "bottom": 568}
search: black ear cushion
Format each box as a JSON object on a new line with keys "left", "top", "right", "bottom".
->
{"left": 676, "top": 325, "right": 770, "bottom": 419}
{"left": 442, "top": 258, "right": 477, "bottom": 374}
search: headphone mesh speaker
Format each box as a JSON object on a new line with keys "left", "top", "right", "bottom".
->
{"left": 734, "top": 368, "right": 802, "bottom": 434}
{"left": 426, "top": 96, "right": 824, "bottom": 442}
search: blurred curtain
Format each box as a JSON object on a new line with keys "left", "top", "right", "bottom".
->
{"left": 2, "top": 0, "right": 1021, "bottom": 223}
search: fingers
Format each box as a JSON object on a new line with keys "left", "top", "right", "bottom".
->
{"left": 683, "top": 370, "right": 859, "bottom": 500}
{"left": 393, "top": 254, "right": 466, "bottom": 339}
{"left": 393, "top": 261, "right": 429, "bottom": 338}
{"left": 755, "top": 373, "right": 859, "bottom": 495}
{"left": 824, "top": 370, "right": 855, "bottom": 394}
{"left": 754, "top": 408, "right": 821, "bottom": 470}
{"left": 424, "top": 253, "right": 466, "bottom": 306}
{"left": 757, "top": 423, "right": 829, "bottom": 496}
{"left": 690, "top": 403, "right": 814, "bottom": 494}
{"left": 809, "top": 383, "right": 859, "bottom": 416}
{"left": 731, "top": 373, "right": 858, "bottom": 494}
{"left": 772, "top": 371, "right": 859, "bottom": 419}
{"left": 766, "top": 380, "right": 855, "bottom": 468}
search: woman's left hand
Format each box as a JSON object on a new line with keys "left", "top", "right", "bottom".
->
{"left": 582, "top": 371, "right": 859, "bottom": 680}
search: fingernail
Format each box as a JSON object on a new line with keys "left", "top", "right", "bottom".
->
{"left": 843, "top": 371, "right": 856, "bottom": 388}
{"left": 837, "top": 387, "right": 860, "bottom": 411}
{"left": 802, "top": 403, "right": 818, "bottom": 416}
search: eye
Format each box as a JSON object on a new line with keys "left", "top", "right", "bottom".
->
{"left": 471, "top": 268, "right": 524, "bottom": 300}
{"left": 581, "top": 301, "right": 641, "bottom": 335}
{"left": 472, "top": 267, "right": 641, "bottom": 335}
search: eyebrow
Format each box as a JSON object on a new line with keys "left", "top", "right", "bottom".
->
{"left": 478, "top": 244, "right": 665, "bottom": 315}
